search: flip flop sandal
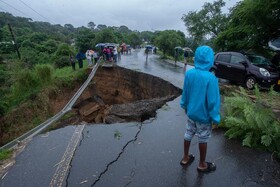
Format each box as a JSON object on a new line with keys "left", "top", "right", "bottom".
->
{"left": 197, "top": 162, "right": 216, "bottom": 173}
{"left": 180, "top": 154, "right": 195, "bottom": 166}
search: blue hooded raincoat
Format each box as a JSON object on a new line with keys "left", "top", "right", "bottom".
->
{"left": 180, "top": 46, "right": 220, "bottom": 124}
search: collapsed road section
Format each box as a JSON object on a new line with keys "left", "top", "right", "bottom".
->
{"left": 68, "top": 66, "right": 182, "bottom": 125}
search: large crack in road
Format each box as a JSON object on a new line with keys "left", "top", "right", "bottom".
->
{"left": 90, "top": 122, "right": 144, "bottom": 187}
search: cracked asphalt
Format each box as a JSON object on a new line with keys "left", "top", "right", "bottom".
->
{"left": 1, "top": 49, "right": 280, "bottom": 187}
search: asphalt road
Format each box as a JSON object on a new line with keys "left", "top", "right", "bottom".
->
{"left": 1, "top": 49, "right": 279, "bottom": 187}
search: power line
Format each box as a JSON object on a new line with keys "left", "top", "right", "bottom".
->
{"left": 0, "top": 0, "right": 31, "bottom": 18}
{"left": 18, "top": 0, "right": 54, "bottom": 24}
{"left": 0, "top": 6, "right": 8, "bottom": 12}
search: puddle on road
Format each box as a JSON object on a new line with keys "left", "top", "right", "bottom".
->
{"left": 50, "top": 66, "right": 181, "bottom": 129}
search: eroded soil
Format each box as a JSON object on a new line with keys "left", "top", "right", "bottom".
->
{"left": 72, "top": 66, "right": 182, "bottom": 124}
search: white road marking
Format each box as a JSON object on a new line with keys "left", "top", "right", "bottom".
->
{"left": 50, "top": 124, "right": 85, "bottom": 187}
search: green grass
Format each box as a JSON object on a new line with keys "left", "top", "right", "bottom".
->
{"left": 53, "top": 60, "right": 87, "bottom": 78}
{"left": 0, "top": 149, "right": 12, "bottom": 161}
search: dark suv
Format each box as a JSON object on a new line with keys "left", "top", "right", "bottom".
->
{"left": 210, "top": 52, "right": 280, "bottom": 89}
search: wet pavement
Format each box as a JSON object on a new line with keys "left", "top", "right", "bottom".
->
{"left": 1, "top": 49, "right": 280, "bottom": 187}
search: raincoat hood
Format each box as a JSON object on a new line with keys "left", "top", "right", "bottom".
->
{"left": 194, "top": 46, "right": 214, "bottom": 71}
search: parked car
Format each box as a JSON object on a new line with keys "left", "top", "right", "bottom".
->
{"left": 210, "top": 52, "right": 280, "bottom": 89}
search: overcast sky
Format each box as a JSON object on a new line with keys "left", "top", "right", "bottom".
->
{"left": 0, "top": 0, "right": 239, "bottom": 33}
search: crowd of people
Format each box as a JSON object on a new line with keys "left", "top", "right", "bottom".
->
{"left": 69, "top": 43, "right": 136, "bottom": 70}
{"left": 70, "top": 43, "right": 135, "bottom": 70}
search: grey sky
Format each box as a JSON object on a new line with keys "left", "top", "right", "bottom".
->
{"left": 0, "top": 0, "right": 239, "bottom": 33}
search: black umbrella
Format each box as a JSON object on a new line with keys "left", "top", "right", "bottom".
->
{"left": 145, "top": 45, "right": 153, "bottom": 50}
{"left": 174, "top": 46, "right": 183, "bottom": 51}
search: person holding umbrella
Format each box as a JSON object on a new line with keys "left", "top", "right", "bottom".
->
{"left": 174, "top": 47, "right": 180, "bottom": 65}
{"left": 184, "top": 50, "right": 189, "bottom": 66}
{"left": 183, "top": 49, "right": 189, "bottom": 72}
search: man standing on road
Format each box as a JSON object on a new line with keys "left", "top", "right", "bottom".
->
{"left": 184, "top": 50, "right": 189, "bottom": 66}
{"left": 180, "top": 46, "right": 220, "bottom": 173}
{"left": 174, "top": 48, "right": 179, "bottom": 65}
{"left": 145, "top": 47, "right": 149, "bottom": 62}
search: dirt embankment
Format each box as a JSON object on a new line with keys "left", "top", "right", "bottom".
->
{"left": 73, "top": 66, "right": 182, "bottom": 123}
{"left": 0, "top": 66, "right": 181, "bottom": 146}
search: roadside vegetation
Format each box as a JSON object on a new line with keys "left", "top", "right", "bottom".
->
{"left": 0, "top": 60, "right": 88, "bottom": 146}
{"left": 220, "top": 85, "right": 280, "bottom": 159}
{"left": 0, "top": 149, "right": 12, "bottom": 161}
{"left": 182, "top": 0, "right": 280, "bottom": 159}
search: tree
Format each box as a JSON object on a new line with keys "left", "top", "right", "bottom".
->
{"left": 87, "top": 22, "right": 96, "bottom": 30}
{"left": 126, "top": 32, "right": 142, "bottom": 48}
{"left": 0, "top": 26, "right": 14, "bottom": 54}
{"left": 53, "top": 43, "right": 75, "bottom": 68}
{"left": 140, "top": 31, "right": 155, "bottom": 43}
{"left": 118, "top": 25, "right": 131, "bottom": 34}
{"left": 182, "top": 0, "right": 228, "bottom": 43}
{"left": 215, "top": 0, "right": 280, "bottom": 53}
{"left": 75, "top": 28, "right": 95, "bottom": 52}
{"left": 64, "top": 24, "right": 75, "bottom": 32}
{"left": 96, "top": 24, "right": 107, "bottom": 31}
{"left": 43, "top": 39, "right": 58, "bottom": 54}
{"left": 154, "top": 30, "right": 185, "bottom": 57}
{"left": 94, "top": 28, "right": 117, "bottom": 44}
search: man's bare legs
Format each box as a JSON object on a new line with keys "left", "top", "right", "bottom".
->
{"left": 198, "top": 143, "right": 208, "bottom": 169}
{"left": 181, "top": 140, "right": 193, "bottom": 165}
{"left": 183, "top": 140, "right": 190, "bottom": 161}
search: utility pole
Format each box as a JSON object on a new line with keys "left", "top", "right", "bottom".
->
{"left": 8, "top": 23, "right": 21, "bottom": 59}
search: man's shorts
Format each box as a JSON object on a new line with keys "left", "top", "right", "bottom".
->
{"left": 184, "top": 118, "right": 212, "bottom": 143}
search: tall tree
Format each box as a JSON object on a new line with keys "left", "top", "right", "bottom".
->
{"left": 96, "top": 24, "right": 107, "bottom": 31}
{"left": 75, "top": 28, "right": 95, "bottom": 52}
{"left": 94, "top": 28, "right": 117, "bottom": 44}
{"left": 118, "top": 25, "right": 131, "bottom": 33}
{"left": 182, "top": 0, "right": 228, "bottom": 43}
{"left": 64, "top": 24, "right": 75, "bottom": 32}
{"left": 127, "top": 32, "right": 142, "bottom": 48}
{"left": 215, "top": 0, "right": 280, "bottom": 52}
{"left": 87, "top": 21, "right": 96, "bottom": 30}
{"left": 140, "top": 31, "right": 155, "bottom": 43}
{"left": 154, "top": 30, "right": 185, "bottom": 57}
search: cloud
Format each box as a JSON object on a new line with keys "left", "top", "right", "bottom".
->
{"left": 1, "top": 0, "right": 239, "bottom": 33}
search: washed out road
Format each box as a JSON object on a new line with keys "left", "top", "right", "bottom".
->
{"left": 1, "top": 49, "right": 280, "bottom": 187}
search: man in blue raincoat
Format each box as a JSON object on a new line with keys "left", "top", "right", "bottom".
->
{"left": 180, "top": 46, "right": 220, "bottom": 173}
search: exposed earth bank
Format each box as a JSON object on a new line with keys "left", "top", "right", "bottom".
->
{"left": 0, "top": 66, "right": 181, "bottom": 146}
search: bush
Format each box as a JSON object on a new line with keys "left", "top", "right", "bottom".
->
{"left": 55, "top": 43, "right": 74, "bottom": 56}
{"left": 53, "top": 55, "right": 70, "bottom": 68}
{"left": 0, "top": 149, "right": 12, "bottom": 161}
{"left": 20, "top": 48, "right": 40, "bottom": 66}
{"left": 16, "top": 70, "right": 39, "bottom": 91}
{"left": 34, "top": 64, "right": 53, "bottom": 84}
{"left": 223, "top": 87, "right": 280, "bottom": 158}
{"left": 10, "top": 68, "right": 39, "bottom": 104}
{"left": 0, "top": 101, "right": 8, "bottom": 116}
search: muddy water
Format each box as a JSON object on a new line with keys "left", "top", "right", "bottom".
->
{"left": 72, "top": 66, "right": 181, "bottom": 124}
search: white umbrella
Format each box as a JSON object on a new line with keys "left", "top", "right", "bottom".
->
{"left": 268, "top": 38, "right": 280, "bottom": 51}
{"left": 183, "top": 47, "right": 193, "bottom": 52}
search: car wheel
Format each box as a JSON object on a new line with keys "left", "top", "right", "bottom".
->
{"left": 245, "top": 76, "right": 256, "bottom": 89}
